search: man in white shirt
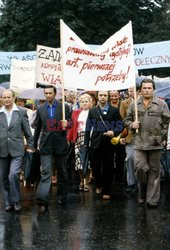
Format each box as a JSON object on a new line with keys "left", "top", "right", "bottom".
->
{"left": 0, "top": 89, "right": 34, "bottom": 212}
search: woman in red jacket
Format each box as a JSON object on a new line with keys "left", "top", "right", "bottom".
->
{"left": 67, "top": 94, "right": 92, "bottom": 191}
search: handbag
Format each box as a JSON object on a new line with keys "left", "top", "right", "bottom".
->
{"left": 23, "top": 151, "right": 41, "bottom": 184}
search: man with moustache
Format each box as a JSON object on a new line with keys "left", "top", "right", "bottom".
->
{"left": 124, "top": 79, "right": 170, "bottom": 207}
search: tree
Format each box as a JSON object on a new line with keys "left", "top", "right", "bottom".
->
{"left": 0, "top": 0, "right": 168, "bottom": 51}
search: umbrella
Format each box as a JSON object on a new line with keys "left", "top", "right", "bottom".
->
{"left": 29, "top": 151, "right": 41, "bottom": 184}
{"left": 0, "top": 82, "right": 10, "bottom": 88}
{"left": 155, "top": 81, "right": 170, "bottom": 99}
{"left": 23, "top": 151, "right": 41, "bottom": 184}
{"left": 78, "top": 146, "right": 90, "bottom": 177}
{"left": 23, "top": 151, "right": 33, "bottom": 180}
{"left": 18, "top": 88, "right": 62, "bottom": 100}
{"left": 0, "top": 86, "right": 5, "bottom": 94}
{"left": 66, "top": 143, "right": 75, "bottom": 169}
{"left": 18, "top": 88, "right": 46, "bottom": 100}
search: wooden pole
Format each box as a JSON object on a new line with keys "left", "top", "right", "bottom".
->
{"left": 133, "top": 85, "right": 138, "bottom": 133}
{"left": 60, "top": 19, "right": 66, "bottom": 122}
{"left": 34, "top": 45, "right": 38, "bottom": 89}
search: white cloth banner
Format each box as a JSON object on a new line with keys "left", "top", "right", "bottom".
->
{"left": 10, "top": 59, "right": 36, "bottom": 91}
{"left": 62, "top": 21, "right": 136, "bottom": 90}
{"left": 0, "top": 51, "right": 36, "bottom": 75}
{"left": 35, "top": 45, "right": 61, "bottom": 86}
{"left": 0, "top": 41, "right": 170, "bottom": 76}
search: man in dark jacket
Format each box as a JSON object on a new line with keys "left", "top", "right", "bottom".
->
{"left": 84, "top": 90, "right": 123, "bottom": 200}
{"left": 34, "top": 85, "right": 72, "bottom": 212}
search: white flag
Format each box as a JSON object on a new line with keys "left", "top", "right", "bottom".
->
{"left": 35, "top": 45, "right": 61, "bottom": 87}
{"left": 61, "top": 20, "right": 135, "bottom": 90}
{"left": 10, "top": 59, "right": 36, "bottom": 91}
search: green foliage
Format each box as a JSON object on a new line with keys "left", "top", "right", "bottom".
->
{"left": 0, "top": 0, "right": 169, "bottom": 50}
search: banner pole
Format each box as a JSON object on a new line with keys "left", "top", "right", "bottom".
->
{"left": 34, "top": 45, "right": 38, "bottom": 88}
{"left": 60, "top": 19, "right": 66, "bottom": 122}
{"left": 134, "top": 85, "right": 138, "bottom": 133}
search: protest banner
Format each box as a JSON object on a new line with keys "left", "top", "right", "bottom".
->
{"left": 0, "top": 51, "right": 36, "bottom": 75}
{"left": 10, "top": 59, "right": 36, "bottom": 91}
{"left": 134, "top": 41, "right": 170, "bottom": 70}
{"left": 89, "top": 41, "right": 170, "bottom": 70}
{"left": 35, "top": 45, "right": 61, "bottom": 86}
{"left": 61, "top": 20, "right": 136, "bottom": 91}
{"left": 0, "top": 41, "right": 170, "bottom": 76}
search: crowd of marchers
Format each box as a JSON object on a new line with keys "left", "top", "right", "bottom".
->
{"left": 0, "top": 78, "right": 170, "bottom": 213}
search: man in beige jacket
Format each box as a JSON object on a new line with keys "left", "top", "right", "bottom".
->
{"left": 120, "top": 87, "right": 138, "bottom": 193}
{"left": 124, "top": 79, "right": 170, "bottom": 207}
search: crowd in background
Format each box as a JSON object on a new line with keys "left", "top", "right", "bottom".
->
{"left": 0, "top": 80, "right": 170, "bottom": 213}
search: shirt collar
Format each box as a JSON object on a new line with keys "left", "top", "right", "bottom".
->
{"left": 46, "top": 100, "right": 57, "bottom": 108}
{"left": 99, "top": 103, "right": 109, "bottom": 112}
{"left": 138, "top": 95, "right": 159, "bottom": 105}
{"left": 103, "top": 103, "right": 109, "bottom": 111}
{"left": 0, "top": 104, "right": 19, "bottom": 113}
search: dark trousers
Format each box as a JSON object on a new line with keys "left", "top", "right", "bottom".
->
{"left": 90, "top": 147, "right": 115, "bottom": 195}
{"left": 36, "top": 154, "right": 68, "bottom": 205}
{"left": 115, "top": 144, "right": 126, "bottom": 184}
{"left": 0, "top": 155, "right": 22, "bottom": 206}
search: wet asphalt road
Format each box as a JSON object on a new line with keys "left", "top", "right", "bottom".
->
{"left": 0, "top": 178, "right": 170, "bottom": 250}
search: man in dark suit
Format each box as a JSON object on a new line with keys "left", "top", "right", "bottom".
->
{"left": 0, "top": 89, "right": 34, "bottom": 212}
{"left": 84, "top": 90, "right": 123, "bottom": 200}
{"left": 34, "top": 85, "right": 72, "bottom": 213}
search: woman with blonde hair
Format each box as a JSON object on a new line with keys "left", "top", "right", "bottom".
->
{"left": 67, "top": 94, "right": 92, "bottom": 191}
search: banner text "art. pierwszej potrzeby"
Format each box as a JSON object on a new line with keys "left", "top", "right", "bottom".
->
{"left": 61, "top": 20, "right": 135, "bottom": 91}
